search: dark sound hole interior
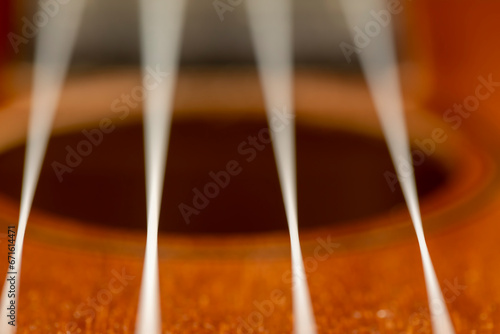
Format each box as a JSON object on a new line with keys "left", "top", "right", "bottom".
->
{"left": 0, "top": 117, "right": 448, "bottom": 234}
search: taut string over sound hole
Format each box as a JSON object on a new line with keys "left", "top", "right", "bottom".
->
{"left": 0, "top": 118, "right": 448, "bottom": 234}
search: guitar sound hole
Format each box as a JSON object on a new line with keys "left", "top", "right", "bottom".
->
{"left": 0, "top": 117, "right": 448, "bottom": 234}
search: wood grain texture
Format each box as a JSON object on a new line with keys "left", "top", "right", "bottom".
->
{"left": 0, "top": 69, "right": 498, "bottom": 333}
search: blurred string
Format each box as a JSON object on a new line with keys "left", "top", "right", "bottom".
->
{"left": 246, "top": 0, "right": 317, "bottom": 333}
{"left": 135, "top": 0, "right": 186, "bottom": 333}
{"left": 337, "top": 0, "right": 455, "bottom": 333}
{"left": 0, "top": 1, "right": 87, "bottom": 333}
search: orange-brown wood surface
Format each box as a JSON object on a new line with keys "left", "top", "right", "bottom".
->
{"left": 0, "top": 68, "right": 498, "bottom": 333}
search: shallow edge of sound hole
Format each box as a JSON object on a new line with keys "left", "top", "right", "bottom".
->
{"left": 0, "top": 115, "right": 455, "bottom": 254}
{"left": 0, "top": 68, "right": 490, "bottom": 257}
